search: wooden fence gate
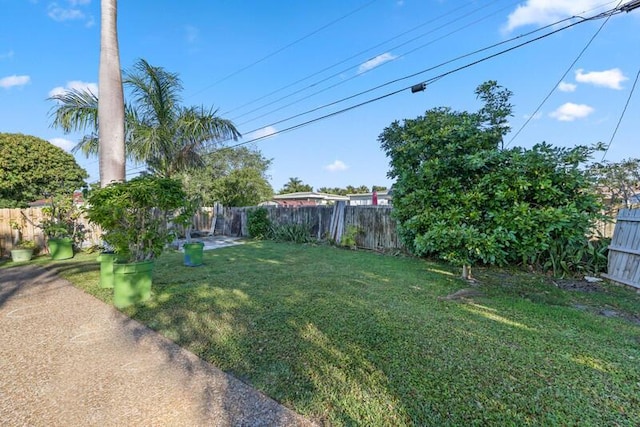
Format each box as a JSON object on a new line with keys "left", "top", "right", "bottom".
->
{"left": 603, "top": 209, "right": 640, "bottom": 289}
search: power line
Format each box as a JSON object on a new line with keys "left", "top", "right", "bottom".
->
{"left": 225, "top": 0, "right": 510, "bottom": 120}
{"left": 506, "top": 0, "right": 623, "bottom": 148}
{"left": 128, "top": 2, "right": 629, "bottom": 176}
{"left": 601, "top": 66, "right": 640, "bottom": 161}
{"left": 235, "top": 15, "right": 585, "bottom": 139}
{"left": 221, "top": 1, "right": 480, "bottom": 116}
{"left": 221, "top": 10, "right": 618, "bottom": 152}
{"left": 186, "top": 0, "right": 380, "bottom": 98}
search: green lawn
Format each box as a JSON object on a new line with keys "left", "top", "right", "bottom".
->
{"left": 16, "top": 241, "right": 640, "bottom": 425}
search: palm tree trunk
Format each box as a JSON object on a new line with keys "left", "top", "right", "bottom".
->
{"left": 98, "top": 0, "right": 125, "bottom": 186}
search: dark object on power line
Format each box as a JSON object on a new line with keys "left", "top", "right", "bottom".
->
{"left": 410, "top": 82, "right": 427, "bottom": 93}
{"left": 620, "top": 0, "right": 640, "bottom": 12}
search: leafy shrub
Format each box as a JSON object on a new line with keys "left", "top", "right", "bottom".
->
{"left": 340, "top": 225, "right": 361, "bottom": 249}
{"left": 270, "top": 223, "right": 313, "bottom": 243}
{"left": 247, "top": 207, "right": 271, "bottom": 239}
{"left": 85, "top": 176, "right": 186, "bottom": 262}
{"left": 379, "top": 81, "right": 604, "bottom": 277}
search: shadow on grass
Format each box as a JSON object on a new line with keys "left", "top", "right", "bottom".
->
{"left": 8, "top": 242, "right": 639, "bottom": 425}
{"left": 0, "top": 250, "right": 310, "bottom": 426}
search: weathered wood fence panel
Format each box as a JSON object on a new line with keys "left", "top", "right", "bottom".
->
{"left": 603, "top": 209, "right": 640, "bottom": 289}
{"left": 214, "top": 205, "right": 403, "bottom": 251}
{"left": 344, "top": 206, "right": 402, "bottom": 250}
{"left": 1, "top": 205, "right": 403, "bottom": 256}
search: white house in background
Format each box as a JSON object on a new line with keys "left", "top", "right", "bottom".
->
{"left": 269, "top": 192, "right": 349, "bottom": 207}
{"left": 347, "top": 191, "right": 392, "bottom": 206}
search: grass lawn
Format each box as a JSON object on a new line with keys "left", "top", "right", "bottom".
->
{"left": 9, "top": 241, "right": 640, "bottom": 425}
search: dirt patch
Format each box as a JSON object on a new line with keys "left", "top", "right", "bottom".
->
{"left": 552, "top": 279, "right": 603, "bottom": 293}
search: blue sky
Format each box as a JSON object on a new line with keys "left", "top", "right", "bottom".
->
{"left": 1, "top": 0, "right": 639, "bottom": 192}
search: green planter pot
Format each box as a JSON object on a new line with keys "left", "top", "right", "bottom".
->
{"left": 113, "top": 260, "right": 154, "bottom": 308}
{"left": 11, "top": 249, "right": 33, "bottom": 262}
{"left": 183, "top": 242, "right": 205, "bottom": 267}
{"left": 97, "top": 252, "right": 122, "bottom": 289}
{"left": 48, "top": 237, "right": 74, "bottom": 260}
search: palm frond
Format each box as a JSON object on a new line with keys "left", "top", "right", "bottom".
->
{"left": 48, "top": 88, "right": 99, "bottom": 133}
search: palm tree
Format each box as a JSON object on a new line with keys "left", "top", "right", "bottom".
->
{"left": 98, "top": 0, "right": 125, "bottom": 186}
{"left": 49, "top": 59, "right": 241, "bottom": 178}
{"left": 279, "top": 177, "right": 313, "bottom": 194}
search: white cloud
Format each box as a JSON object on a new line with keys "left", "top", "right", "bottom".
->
{"left": 358, "top": 52, "right": 397, "bottom": 74}
{"left": 549, "top": 102, "right": 594, "bottom": 121}
{"left": 503, "top": 0, "right": 606, "bottom": 32}
{"left": 0, "top": 75, "right": 31, "bottom": 89}
{"left": 49, "top": 80, "right": 98, "bottom": 97}
{"left": 185, "top": 25, "right": 199, "bottom": 44}
{"left": 47, "top": 1, "right": 94, "bottom": 26}
{"left": 248, "top": 126, "right": 277, "bottom": 140}
{"left": 0, "top": 50, "right": 14, "bottom": 60}
{"left": 324, "top": 160, "right": 348, "bottom": 172}
{"left": 49, "top": 137, "right": 74, "bottom": 152}
{"left": 558, "top": 81, "right": 577, "bottom": 92}
{"left": 575, "top": 68, "right": 628, "bottom": 90}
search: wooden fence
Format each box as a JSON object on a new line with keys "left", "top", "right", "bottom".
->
{"left": 0, "top": 204, "right": 403, "bottom": 256}
{"left": 0, "top": 208, "right": 102, "bottom": 256}
{"left": 213, "top": 205, "right": 403, "bottom": 251}
{"left": 603, "top": 209, "right": 640, "bottom": 289}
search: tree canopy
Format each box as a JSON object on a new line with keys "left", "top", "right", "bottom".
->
{"left": 0, "top": 133, "right": 88, "bottom": 208}
{"left": 49, "top": 58, "right": 241, "bottom": 178}
{"left": 379, "top": 81, "right": 603, "bottom": 277}
{"left": 181, "top": 146, "right": 273, "bottom": 207}
{"left": 316, "top": 185, "right": 387, "bottom": 195}
{"left": 279, "top": 177, "right": 313, "bottom": 194}
{"left": 589, "top": 158, "right": 640, "bottom": 211}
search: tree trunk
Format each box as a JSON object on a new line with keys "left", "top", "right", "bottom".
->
{"left": 462, "top": 264, "right": 472, "bottom": 280}
{"left": 98, "top": 0, "right": 125, "bottom": 186}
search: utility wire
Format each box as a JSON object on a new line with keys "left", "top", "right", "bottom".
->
{"left": 221, "top": 1, "right": 481, "bottom": 116}
{"left": 226, "top": 0, "right": 511, "bottom": 120}
{"left": 127, "top": 3, "right": 627, "bottom": 176}
{"left": 235, "top": 15, "right": 584, "bottom": 139}
{"left": 601, "top": 66, "right": 640, "bottom": 161}
{"left": 222, "top": 11, "right": 618, "bottom": 152}
{"left": 234, "top": 0, "right": 521, "bottom": 128}
{"left": 186, "top": 0, "right": 380, "bottom": 98}
{"left": 506, "top": 0, "right": 623, "bottom": 148}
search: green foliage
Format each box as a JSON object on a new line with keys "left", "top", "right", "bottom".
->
{"left": 39, "top": 193, "right": 86, "bottom": 248}
{"left": 85, "top": 176, "right": 186, "bottom": 262}
{"left": 55, "top": 244, "right": 640, "bottom": 426}
{"left": 588, "top": 157, "right": 640, "bottom": 210}
{"left": 380, "top": 81, "right": 604, "bottom": 276}
{"left": 14, "top": 239, "right": 40, "bottom": 256}
{"left": 279, "top": 177, "right": 313, "bottom": 194}
{"left": 317, "top": 185, "right": 382, "bottom": 195}
{"left": 49, "top": 59, "right": 241, "bottom": 178}
{"left": 270, "top": 223, "right": 313, "bottom": 243}
{"left": 0, "top": 133, "right": 87, "bottom": 208}
{"left": 340, "top": 225, "right": 361, "bottom": 248}
{"left": 247, "top": 207, "right": 272, "bottom": 239}
{"left": 182, "top": 146, "right": 273, "bottom": 207}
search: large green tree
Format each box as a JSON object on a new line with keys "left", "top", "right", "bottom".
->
{"left": 589, "top": 158, "right": 640, "bottom": 211}
{"left": 0, "top": 133, "right": 88, "bottom": 207}
{"left": 50, "top": 59, "right": 241, "bottom": 178}
{"left": 379, "top": 81, "right": 603, "bottom": 278}
{"left": 181, "top": 146, "right": 273, "bottom": 206}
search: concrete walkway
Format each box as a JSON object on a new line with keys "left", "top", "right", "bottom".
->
{"left": 0, "top": 265, "right": 315, "bottom": 426}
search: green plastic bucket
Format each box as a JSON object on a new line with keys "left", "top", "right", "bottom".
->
{"left": 48, "top": 237, "right": 74, "bottom": 260}
{"left": 183, "top": 242, "right": 205, "bottom": 267}
{"left": 113, "top": 261, "right": 154, "bottom": 308}
{"left": 97, "top": 252, "right": 120, "bottom": 288}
